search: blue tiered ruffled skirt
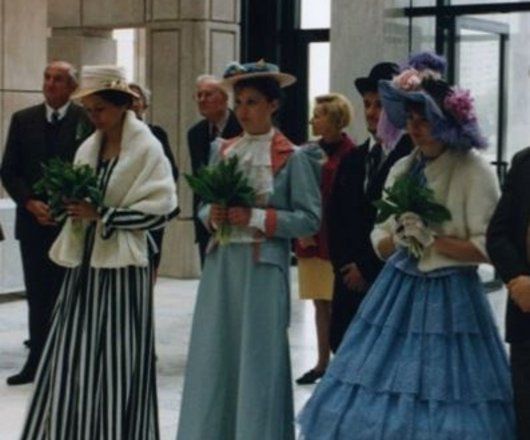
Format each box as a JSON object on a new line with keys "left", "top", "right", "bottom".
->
{"left": 298, "top": 256, "right": 516, "bottom": 439}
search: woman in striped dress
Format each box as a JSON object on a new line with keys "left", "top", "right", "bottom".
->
{"left": 20, "top": 65, "right": 178, "bottom": 439}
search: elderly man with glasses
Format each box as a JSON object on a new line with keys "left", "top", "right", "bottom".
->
{"left": 187, "top": 74, "right": 242, "bottom": 266}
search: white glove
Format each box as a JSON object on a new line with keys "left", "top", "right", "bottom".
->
{"left": 400, "top": 212, "right": 434, "bottom": 247}
{"left": 392, "top": 212, "right": 435, "bottom": 258}
{"left": 392, "top": 219, "right": 409, "bottom": 248}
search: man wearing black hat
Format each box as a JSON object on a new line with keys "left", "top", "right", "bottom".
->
{"left": 327, "top": 62, "right": 413, "bottom": 352}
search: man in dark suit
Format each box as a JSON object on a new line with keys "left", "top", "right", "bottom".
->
{"left": 1, "top": 60, "right": 91, "bottom": 385}
{"left": 187, "top": 75, "right": 241, "bottom": 266}
{"left": 328, "top": 62, "right": 413, "bottom": 352}
{"left": 487, "top": 149, "right": 530, "bottom": 439}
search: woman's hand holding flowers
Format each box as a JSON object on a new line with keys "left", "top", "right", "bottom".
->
{"left": 227, "top": 207, "right": 251, "bottom": 226}
{"left": 400, "top": 212, "right": 435, "bottom": 247}
{"left": 65, "top": 200, "right": 99, "bottom": 221}
{"left": 392, "top": 211, "right": 435, "bottom": 258}
{"left": 210, "top": 204, "right": 228, "bottom": 227}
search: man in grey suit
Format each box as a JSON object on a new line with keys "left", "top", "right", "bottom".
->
{"left": 0, "top": 60, "right": 91, "bottom": 385}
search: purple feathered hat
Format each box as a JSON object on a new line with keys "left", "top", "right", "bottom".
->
{"left": 405, "top": 52, "right": 446, "bottom": 77}
{"left": 377, "top": 52, "right": 487, "bottom": 151}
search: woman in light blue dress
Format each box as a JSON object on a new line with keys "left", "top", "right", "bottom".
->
{"left": 177, "top": 61, "right": 321, "bottom": 440}
{"left": 298, "top": 66, "right": 515, "bottom": 438}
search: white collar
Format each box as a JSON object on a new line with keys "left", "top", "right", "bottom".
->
{"left": 45, "top": 101, "right": 71, "bottom": 123}
{"left": 242, "top": 128, "right": 275, "bottom": 142}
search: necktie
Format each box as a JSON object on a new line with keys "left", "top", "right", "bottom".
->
{"left": 210, "top": 124, "right": 219, "bottom": 141}
{"left": 367, "top": 143, "right": 382, "bottom": 187}
{"left": 51, "top": 111, "right": 60, "bottom": 125}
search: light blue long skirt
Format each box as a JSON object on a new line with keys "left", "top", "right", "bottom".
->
{"left": 298, "top": 262, "right": 516, "bottom": 439}
{"left": 177, "top": 244, "right": 295, "bottom": 440}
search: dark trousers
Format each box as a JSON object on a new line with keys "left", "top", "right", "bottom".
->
{"left": 329, "top": 274, "right": 368, "bottom": 353}
{"left": 511, "top": 341, "right": 530, "bottom": 440}
{"left": 19, "top": 230, "right": 64, "bottom": 372}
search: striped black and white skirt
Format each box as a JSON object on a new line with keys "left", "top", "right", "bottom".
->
{"left": 20, "top": 262, "right": 160, "bottom": 439}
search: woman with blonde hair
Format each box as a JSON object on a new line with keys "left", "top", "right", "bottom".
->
{"left": 295, "top": 93, "right": 356, "bottom": 385}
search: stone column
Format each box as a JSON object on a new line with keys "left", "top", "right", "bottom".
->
{"left": 0, "top": 0, "right": 48, "bottom": 192}
{"left": 0, "top": 0, "right": 48, "bottom": 292}
{"left": 148, "top": 2, "right": 240, "bottom": 278}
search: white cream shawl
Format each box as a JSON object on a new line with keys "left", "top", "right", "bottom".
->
{"left": 49, "top": 110, "right": 177, "bottom": 268}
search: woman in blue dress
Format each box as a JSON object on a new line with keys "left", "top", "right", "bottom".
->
{"left": 177, "top": 61, "right": 321, "bottom": 440}
{"left": 298, "top": 67, "right": 515, "bottom": 438}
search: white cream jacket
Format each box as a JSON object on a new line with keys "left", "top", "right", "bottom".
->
{"left": 49, "top": 111, "right": 177, "bottom": 268}
{"left": 371, "top": 147, "right": 500, "bottom": 272}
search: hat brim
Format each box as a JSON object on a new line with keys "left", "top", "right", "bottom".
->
{"left": 221, "top": 71, "right": 297, "bottom": 89}
{"left": 71, "top": 86, "right": 139, "bottom": 100}
{"left": 378, "top": 80, "right": 446, "bottom": 129}
{"left": 354, "top": 77, "right": 378, "bottom": 95}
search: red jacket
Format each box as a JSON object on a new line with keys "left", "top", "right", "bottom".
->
{"left": 295, "top": 133, "right": 355, "bottom": 260}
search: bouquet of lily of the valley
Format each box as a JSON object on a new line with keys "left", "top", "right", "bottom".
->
{"left": 185, "top": 155, "right": 256, "bottom": 244}
{"left": 33, "top": 158, "right": 103, "bottom": 220}
{"left": 373, "top": 173, "right": 451, "bottom": 258}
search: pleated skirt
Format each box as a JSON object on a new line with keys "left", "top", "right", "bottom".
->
{"left": 298, "top": 262, "right": 516, "bottom": 439}
{"left": 20, "top": 263, "right": 160, "bottom": 440}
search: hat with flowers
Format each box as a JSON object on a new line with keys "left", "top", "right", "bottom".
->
{"left": 378, "top": 52, "right": 486, "bottom": 151}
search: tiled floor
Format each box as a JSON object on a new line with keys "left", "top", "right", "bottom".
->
{"left": 0, "top": 269, "right": 508, "bottom": 439}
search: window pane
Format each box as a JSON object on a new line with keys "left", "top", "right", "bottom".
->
{"left": 308, "top": 42, "right": 330, "bottom": 138}
{"left": 451, "top": 0, "right": 526, "bottom": 4}
{"left": 412, "top": 0, "right": 436, "bottom": 5}
{"left": 456, "top": 28, "right": 500, "bottom": 163}
{"left": 113, "top": 29, "right": 136, "bottom": 81}
{"left": 301, "top": 0, "right": 331, "bottom": 29}
{"left": 410, "top": 16, "right": 436, "bottom": 53}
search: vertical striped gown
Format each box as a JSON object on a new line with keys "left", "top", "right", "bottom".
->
{"left": 20, "top": 158, "right": 174, "bottom": 440}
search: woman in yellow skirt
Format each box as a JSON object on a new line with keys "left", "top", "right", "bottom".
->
{"left": 295, "top": 94, "right": 355, "bottom": 384}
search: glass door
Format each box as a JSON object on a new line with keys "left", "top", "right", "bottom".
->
{"left": 453, "top": 17, "right": 509, "bottom": 181}
{"left": 445, "top": 17, "right": 509, "bottom": 290}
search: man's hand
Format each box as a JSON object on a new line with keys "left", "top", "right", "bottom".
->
{"left": 507, "top": 275, "right": 530, "bottom": 313}
{"left": 25, "top": 199, "right": 55, "bottom": 226}
{"left": 340, "top": 262, "right": 368, "bottom": 292}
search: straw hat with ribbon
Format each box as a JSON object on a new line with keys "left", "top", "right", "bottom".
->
{"left": 71, "top": 65, "right": 139, "bottom": 100}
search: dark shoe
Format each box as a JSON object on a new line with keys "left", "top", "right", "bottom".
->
{"left": 7, "top": 369, "right": 35, "bottom": 386}
{"left": 296, "top": 369, "right": 325, "bottom": 385}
